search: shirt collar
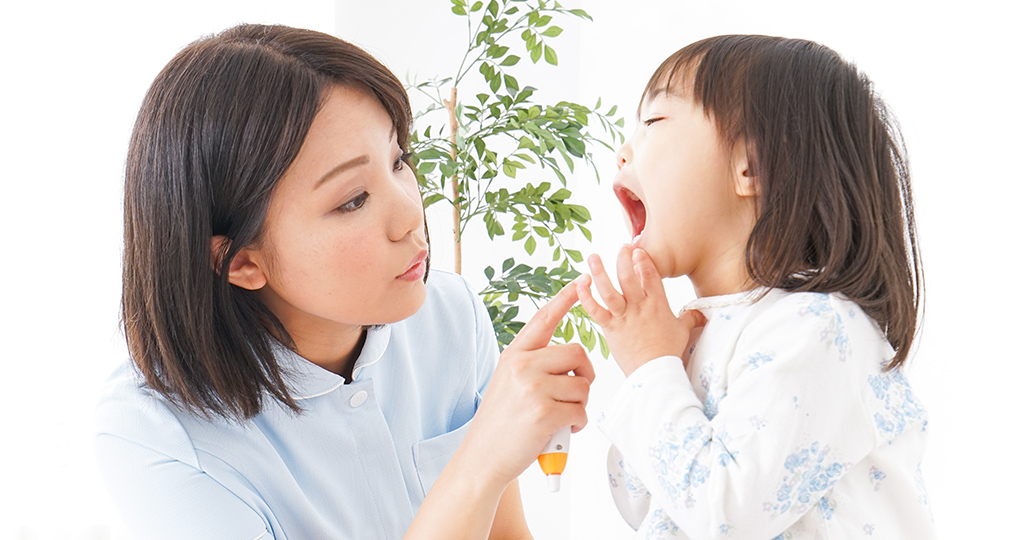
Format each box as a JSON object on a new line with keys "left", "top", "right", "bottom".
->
{"left": 272, "top": 324, "right": 392, "bottom": 400}
{"left": 684, "top": 287, "right": 768, "bottom": 311}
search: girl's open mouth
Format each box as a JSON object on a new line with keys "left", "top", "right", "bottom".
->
{"left": 614, "top": 184, "right": 647, "bottom": 241}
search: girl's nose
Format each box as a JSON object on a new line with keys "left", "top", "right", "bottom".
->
{"left": 614, "top": 139, "right": 632, "bottom": 170}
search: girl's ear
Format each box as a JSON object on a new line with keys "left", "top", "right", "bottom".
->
{"left": 210, "top": 235, "right": 268, "bottom": 291}
{"left": 732, "top": 138, "right": 759, "bottom": 198}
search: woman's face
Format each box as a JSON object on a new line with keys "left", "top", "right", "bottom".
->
{"left": 246, "top": 85, "right": 427, "bottom": 355}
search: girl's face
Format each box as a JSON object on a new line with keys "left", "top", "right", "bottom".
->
{"left": 239, "top": 85, "right": 428, "bottom": 361}
{"left": 613, "top": 90, "right": 757, "bottom": 296}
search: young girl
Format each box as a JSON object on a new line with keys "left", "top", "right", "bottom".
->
{"left": 95, "top": 24, "right": 594, "bottom": 539}
{"left": 577, "top": 35, "right": 936, "bottom": 539}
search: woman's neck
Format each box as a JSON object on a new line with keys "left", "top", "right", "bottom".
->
{"left": 289, "top": 324, "right": 368, "bottom": 379}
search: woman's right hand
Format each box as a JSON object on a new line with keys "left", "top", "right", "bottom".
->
{"left": 462, "top": 282, "right": 596, "bottom": 488}
{"left": 406, "top": 283, "right": 594, "bottom": 539}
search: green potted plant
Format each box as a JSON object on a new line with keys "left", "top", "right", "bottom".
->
{"left": 409, "top": 0, "right": 623, "bottom": 353}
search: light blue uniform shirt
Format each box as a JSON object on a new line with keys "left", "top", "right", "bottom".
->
{"left": 96, "top": 270, "right": 499, "bottom": 539}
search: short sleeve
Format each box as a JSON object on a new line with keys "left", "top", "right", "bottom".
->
{"left": 96, "top": 434, "right": 270, "bottom": 540}
{"left": 95, "top": 368, "right": 270, "bottom": 540}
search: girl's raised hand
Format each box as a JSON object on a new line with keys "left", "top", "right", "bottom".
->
{"left": 461, "top": 283, "right": 596, "bottom": 488}
{"left": 577, "top": 245, "right": 706, "bottom": 377}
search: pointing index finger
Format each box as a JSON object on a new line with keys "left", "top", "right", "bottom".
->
{"left": 508, "top": 282, "right": 580, "bottom": 352}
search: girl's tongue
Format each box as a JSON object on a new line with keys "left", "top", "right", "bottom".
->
{"left": 614, "top": 184, "right": 647, "bottom": 242}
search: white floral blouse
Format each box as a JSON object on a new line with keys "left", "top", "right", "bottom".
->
{"left": 597, "top": 288, "right": 937, "bottom": 539}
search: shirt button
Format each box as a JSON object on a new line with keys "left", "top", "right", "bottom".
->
{"left": 349, "top": 390, "right": 368, "bottom": 408}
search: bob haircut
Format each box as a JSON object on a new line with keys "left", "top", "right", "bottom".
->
{"left": 643, "top": 35, "right": 922, "bottom": 370}
{"left": 122, "top": 24, "right": 418, "bottom": 420}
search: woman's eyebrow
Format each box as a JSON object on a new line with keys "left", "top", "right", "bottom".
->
{"left": 315, "top": 154, "right": 369, "bottom": 189}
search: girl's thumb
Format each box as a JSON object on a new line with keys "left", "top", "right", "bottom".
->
{"left": 677, "top": 308, "right": 707, "bottom": 330}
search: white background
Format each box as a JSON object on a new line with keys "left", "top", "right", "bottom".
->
{"left": 1, "top": 1, "right": 1020, "bottom": 538}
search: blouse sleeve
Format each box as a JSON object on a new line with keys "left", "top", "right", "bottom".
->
{"left": 598, "top": 294, "right": 886, "bottom": 539}
{"left": 96, "top": 433, "right": 271, "bottom": 540}
{"left": 95, "top": 373, "right": 271, "bottom": 540}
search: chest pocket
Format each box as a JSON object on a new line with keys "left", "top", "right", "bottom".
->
{"left": 412, "top": 420, "right": 471, "bottom": 498}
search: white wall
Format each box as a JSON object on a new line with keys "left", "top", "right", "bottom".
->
{"left": 0, "top": 2, "right": 335, "bottom": 538}
{"left": 2, "top": 0, "right": 1019, "bottom": 538}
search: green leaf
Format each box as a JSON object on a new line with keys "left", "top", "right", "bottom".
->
{"left": 541, "top": 26, "right": 563, "bottom": 37}
{"left": 484, "top": 266, "right": 495, "bottom": 280}
{"left": 504, "top": 74, "right": 519, "bottom": 92}
{"left": 487, "top": 0, "right": 498, "bottom": 17}
{"left": 537, "top": 15, "right": 553, "bottom": 26}
{"left": 471, "top": 1, "right": 483, "bottom": 11}
{"left": 500, "top": 55, "right": 520, "bottom": 66}
{"left": 565, "top": 249, "right": 583, "bottom": 262}
{"left": 452, "top": 4, "right": 467, "bottom": 15}
{"left": 502, "top": 257, "right": 514, "bottom": 272}
{"left": 599, "top": 333, "right": 610, "bottom": 358}
{"left": 524, "top": 236, "right": 537, "bottom": 255}
{"left": 530, "top": 44, "right": 542, "bottom": 63}
{"left": 579, "top": 323, "right": 596, "bottom": 349}
{"left": 568, "top": 8, "right": 592, "bottom": 20}
{"left": 543, "top": 45, "right": 558, "bottom": 65}
{"left": 422, "top": 193, "right": 446, "bottom": 207}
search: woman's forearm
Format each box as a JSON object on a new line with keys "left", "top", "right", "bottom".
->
{"left": 404, "top": 444, "right": 508, "bottom": 539}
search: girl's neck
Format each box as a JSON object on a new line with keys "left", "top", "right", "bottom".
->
{"left": 690, "top": 237, "right": 756, "bottom": 299}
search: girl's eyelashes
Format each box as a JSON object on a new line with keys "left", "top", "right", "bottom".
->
{"left": 394, "top": 152, "right": 412, "bottom": 172}
{"left": 643, "top": 117, "right": 665, "bottom": 127}
{"left": 336, "top": 191, "right": 369, "bottom": 214}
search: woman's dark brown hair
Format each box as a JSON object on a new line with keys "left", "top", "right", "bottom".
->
{"left": 122, "top": 24, "right": 414, "bottom": 419}
{"left": 644, "top": 35, "right": 922, "bottom": 369}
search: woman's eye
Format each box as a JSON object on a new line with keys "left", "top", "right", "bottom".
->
{"left": 394, "top": 152, "right": 412, "bottom": 172}
{"left": 643, "top": 117, "right": 664, "bottom": 127}
{"left": 337, "top": 191, "right": 369, "bottom": 213}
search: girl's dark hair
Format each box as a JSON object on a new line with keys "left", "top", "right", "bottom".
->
{"left": 644, "top": 35, "right": 922, "bottom": 369}
{"left": 122, "top": 24, "right": 415, "bottom": 419}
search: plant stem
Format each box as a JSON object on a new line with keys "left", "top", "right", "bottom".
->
{"left": 444, "top": 86, "right": 462, "bottom": 275}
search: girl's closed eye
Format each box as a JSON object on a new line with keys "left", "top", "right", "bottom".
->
{"left": 643, "top": 117, "right": 665, "bottom": 127}
{"left": 336, "top": 190, "right": 369, "bottom": 214}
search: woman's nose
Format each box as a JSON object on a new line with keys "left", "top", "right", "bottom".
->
{"left": 387, "top": 170, "right": 425, "bottom": 243}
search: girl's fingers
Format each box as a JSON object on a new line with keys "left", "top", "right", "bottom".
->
{"left": 677, "top": 308, "right": 708, "bottom": 332}
{"left": 587, "top": 254, "right": 626, "bottom": 314}
{"left": 577, "top": 275, "right": 612, "bottom": 326}
{"left": 615, "top": 244, "right": 644, "bottom": 302}
{"left": 632, "top": 248, "right": 667, "bottom": 298}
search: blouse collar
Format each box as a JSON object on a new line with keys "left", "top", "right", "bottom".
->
{"left": 272, "top": 324, "right": 392, "bottom": 400}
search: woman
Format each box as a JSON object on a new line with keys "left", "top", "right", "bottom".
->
{"left": 96, "top": 23, "right": 593, "bottom": 539}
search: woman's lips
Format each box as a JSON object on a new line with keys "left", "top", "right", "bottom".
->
{"left": 614, "top": 184, "right": 646, "bottom": 241}
{"left": 397, "top": 250, "right": 428, "bottom": 281}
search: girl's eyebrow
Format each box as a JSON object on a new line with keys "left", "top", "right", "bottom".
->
{"left": 313, "top": 127, "right": 396, "bottom": 190}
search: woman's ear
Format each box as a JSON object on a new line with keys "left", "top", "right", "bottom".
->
{"left": 732, "top": 138, "right": 759, "bottom": 198}
{"left": 210, "top": 235, "right": 268, "bottom": 291}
